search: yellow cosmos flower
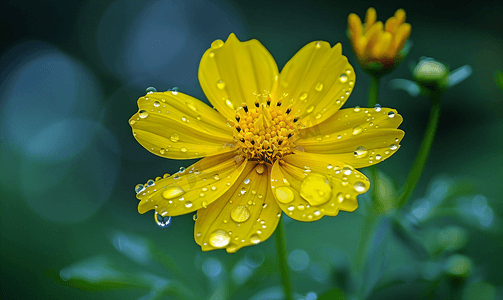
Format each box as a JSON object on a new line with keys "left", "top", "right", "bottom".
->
{"left": 129, "top": 33, "right": 404, "bottom": 253}
{"left": 348, "top": 8, "right": 411, "bottom": 74}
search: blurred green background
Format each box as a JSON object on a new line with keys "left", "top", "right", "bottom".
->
{"left": 1, "top": 0, "right": 502, "bottom": 299}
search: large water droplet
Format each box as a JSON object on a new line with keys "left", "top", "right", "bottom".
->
{"left": 388, "top": 111, "right": 395, "bottom": 118}
{"left": 211, "top": 39, "right": 224, "bottom": 49}
{"left": 216, "top": 80, "right": 226, "bottom": 89}
{"left": 374, "top": 104, "right": 381, "bottom": 112}
{"left": 354, "top": 181, "right": 368, "bottom": 193}
{"left": 354, "top": 146, "right": 368, "bottom": 158}
{"left": 139, "top": 110, "right": 149, "bottom": 119}
{"left": 170, "top": 133, "right": 180, "bottom": 142}
{"left": 352, "top": 125, "right": 363, "bottom": 135}
{"left": 180, "top": 147, "right": 188, "bottom": 153}
{"left": 135, "top": 184, "right": 145, "bottom": 194}
{"left": 231, "top": 205, "right": 251, "bottom": 223}
{"left": 209, "top": 229, "right": 231, "bottom": 248}
{"left": 339, "top": 74, "right": 348, "bottom": 83}
{"left": 299, "top": 92, "right": 308, "bottom": 101}
{"left": 300, "top": 173, "right": 332, "bottom": 205}
{"left": 154, "top": 211, "right": 171, "bottom": 228}
{"left": 185, "top": 201, "right": 193, "bottom": 208}
{"left": 275, "top": 186, "right": 295, "bottom": 204}
{"left": 170, "top": 87, "right": 179, "bottom": 95}
{"left": 153, "top": 101, "right": 160, "bottom": 107}
{"left": 146, "top": 87, "right": 157, "bottom": 94}
{"left": 342, "top": 167, "right": 352, "bottom": 176}
{"left": 250, "top": 234, "right": 261, "bottom": 244}
{"left": 162, "top": 184, "right": 185, "bottom": 199}
{"left": 255, "top": 164, "right": 265, "bottom": 175}
{"left": 376, "top": 154, "right": 382, "bottom": 160}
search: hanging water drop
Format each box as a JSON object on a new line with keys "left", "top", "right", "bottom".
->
{"left": 374, "top": 104, "right": 381, "bottom": 112}
{"left": 354, "top": 181, "right": 368, "bottom": 193}
{"left": 135, "top": 184, "right": 145, "bottom": 194}
{"left": 211, "top": 39, "right": 224, "bottom": 49}
{"left": 209, "top": 229, "right": 231, "bottom": 247}
{"left": 154, "top": 211, "right": 171, "bottom": 228}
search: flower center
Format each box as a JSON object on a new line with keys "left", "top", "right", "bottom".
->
{"left": 233, "top": 101, "right": 299, "bottom": 164}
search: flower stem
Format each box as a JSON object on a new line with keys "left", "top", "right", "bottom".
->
{"left": 275, "top": 215, "right": 293, "bottom": 300}
{"left": 397, "top": 94, "right": 442, "bottom": 208}
{"left": 368, "top": 75, "right": 380, "bottom": 108}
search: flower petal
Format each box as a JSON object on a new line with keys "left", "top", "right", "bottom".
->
{"left": 137, "top": 152, "right": 250, "bottom": 216}
{"left": 198, "top": 33, "right": 279, "bottom": 120}
{"left": 129, "top": 91, "right": 236, "bottom": 159}
{"left": 271, "top": 158, "right": 368, "bottom": 222}
{"left": 276, "top": 41, "right": 356, "bottom": 127}
{"left": 194, "top": 163, "right": 282, "bottom": 253}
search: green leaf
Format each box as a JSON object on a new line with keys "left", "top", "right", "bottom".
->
{"left": 317, "top": 288, "right": 345, "bottom": 300}
{"left": 495, "top": 71, "right": 503, "bottom": 91}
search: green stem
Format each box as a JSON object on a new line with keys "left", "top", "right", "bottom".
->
{"left": 397, "top": 94, "right": 442, "bottom": 208}
{"left": 275, "top": 215, "right": 293, "bottom": 300}
{"left": 354, "top": 214, "right": 375, "bottom": 273}
{"left": 368, "top": 75, "right": 380, "bottom": 108}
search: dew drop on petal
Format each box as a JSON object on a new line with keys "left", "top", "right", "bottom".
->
{"left": 275, "top": 186, "right": 295, "bottom": 203}
{"left": 146, "top": 87, "right": 157, "bottom": 94}
{"left": 185, "top": 201, "right": 193, "bottom": 208}
{"left": 299, "top": 92, "right": 308, "bottom": 101}
{"left": 315, "top": 82, "right": 323, "bottom": 91}
{"left": 162, "top": 184, "right": 185, "bottom": 199}
{"left": 186, "top": 99, "right": 197, "bottom": 111}
{"left": 354, "top": 106, "right": 361, "bottom": 112}
{"left": 354, "top": 146, "right": 368, "bottom": 158}
{"left": 154, "top": 211, "right": 171, "bottom": 228}
{"left": 209, "top": 229, "right": 231, "bottom": 248}
{"left": 374, "top": 104, "right": 381, "bottom": 112}
{"left": 336, "top": 192, "right": 344, "bottom": 202}
{"left": 153, "top": 101, "right": 160, "bottom": 107}
{"left": 170, "top": 133, "right": 180, "bottom": 142}
{"left": 339, "top": 74, "right": 348, "bottom": 83}
{"left": 390, "top": 144, "right": 398, "bottom": 150}
{"left": 354, "top": 181, "right": 368, "bottom": 193}
{"left": 300, "top": 174, "right": 332, "bottom": 205}
{"left": 352, "top": 125, "right": 363, "bottom": 135}
{"left": 388, "top": 111, "right": 395, "bottom": 118}
{"left": 180, "top": 147, "right": 188, "bottom": 153}
{"left": 216, "top": 80, "right": 226, "bottom": 89}
{"left": 139, "top": 110, "right": 149, "bottom": 118}
{"left": 225, "top": 99, "right": 234, "bottom": 109}
{"left": 255, "top": 164, "right": 265, "bottom": 175}
{"left": 250, "top": 234, "right": 261, "bottom": 244}
{"left": 342, "top": 167, "right": 352, "bottom": 176}
{"left": 135, "top": 184, "right": 145, "bottom": 194}
{"left": 231, "top": 205, "right": 251, "bottom": 223}
{"left": 306, "top": 105, "right": 315, "bottom": 113}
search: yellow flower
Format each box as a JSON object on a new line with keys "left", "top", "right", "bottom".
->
{"left": 348, "top": 8, "right": 411, "bottom": 74}
{"left": 129, "top": 33, "right": 404, "bottom": 253}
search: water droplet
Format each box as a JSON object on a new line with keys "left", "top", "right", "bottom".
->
{"left": 244, "top": 178, "right": 250, "bottom": 184}
{"left": 139, "top": 110, "right": 149, "bottom": 118}
{"left": 162, "top": 184, "right": 185, "bottom": 199}
{"left": 299, "top": 92, "right": 308, "bottom": 101}
{"left": 342, "top": 167, "right": 352, "bottom": 176}
{"left": 154, "top": 211, "right": 171, "bottom": 228}
{"left": 336, "top": 192, "right": 344, "bottom": 202}
{"left": 211, "top": 39, "right": 224, "bottom": 49}
{"left": 159, "top": 148, "right": 165, "bottom": 154}
{"left": 390, "top": 144, "right": 398, "bottom": 150}
{"left": 376, "top": 154, "right": 382, "bottom": 160}
{"left": 231, "top": 205, "right": 251, "bottom": 223}
{"left": 213, "top": 174, "right": 220, "bottom": 180}
{"left": 314, "top": 210, "right": 320, "bottom": 216}
{"left": 153, "top": 101, "right": 160, "bottom": 107}
{"left": 170, "top": 133, "right": 180, "bottom": 142}
{"left": 275, "top": 186, "right": 295, "bottom": 203}
{"left": 374, "top": 104, "right": 381, "bottom": 112}
{"left": 315, "top": 113, "right": 322, "bottom": 119}
{"left": 225, "top": 99, "right": 234, "bottom": 109}
{"left": 209, "top": 229, "right": 230, "bottom": 248}
{"left": 180, "top": 147, "right": 188, "bottom": 153}
{"left": 185, "top": 201, "right": 193, "bottom": 208}
{"left": 354, "top": 146, "right": 368, "bottom": 158}
{"left": 352, "top": 125, "right": 363, "bottom": 135}
{"left": 250, "top": 234, "right": 261, "bottom": 244}
{"left": 339, "top": 74, "right": 348, "bottom": 83}
{"left": 354, "top": 106, "right": 361, "bottom": 112}
{"left": 287, "top": 205, "right": 295, "bottom": 211}
{"left": 216, "top": 80, "right": 225, "bottom": 89}
{"left": 179, "top": 167, "right": 186, "bottom": 173}
{"left": 298, "top": 204, "right": 305, "bottom": 211}
{"left": 146, "top": 87, "right": 157, "bottom": 94}
{"left": 186, "top": 99, "right": 197, "bottom": 111}
{"left": 129, "top": 119, "right": 136, "bottom": 125}
{"left": 388, "top": 111, "right": 395, "bottom": 118}
{"left": 170, "top": 87, "right": 179, "bottom": 95}
{"left": 209, "top": 51, "right": 215, "bottom": 57}
{"left": 300, "top": 174, "right": 332, "bottom": 205}
{"left": 147, "top": 179, "right": 155, "bottom": 186}
{"left": 240, "top": 187, "right": 247, "bottom": 195}
{"left": 135, "top": 184, "right": 145, "bottom": 194}
{"left": 306, "top": 105, "right": 315, "bottom": 113}
{"left": 315, "top": 82, "right": 323, "bottom": 91}
{"left": 255, "top": 164, "right": 265, "bottom": 175}
{"left": 315, "top": 41, "right": 322, "bottom": 49}
{"left": 354, "top": 181, "right": 368, "bottom": 193}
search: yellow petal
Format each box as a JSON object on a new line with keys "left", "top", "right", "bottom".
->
{"left": 198, "top": 33, "right": 279, "bottom": 121}
{"left": 394, "top": 9, "right": 406, "bottom": 25}
{"left": 348, "top": 13, "right": 363, "bottom": 43}
{"left": 137, "top": 152, "right": 251, "bottom": 216}
{"left": 384, "top": 17, "right": 399, "bottom": 35}
{"left": 194, "top": 163, "right": 282, "bottom": 253}
{"left": 392, "top": 23, "right": 411, "bottom": 57}
{"left": 374, "top": 32, "right": 393, "bottom": 59}
{"left": 364, "top": 21, "right": 383, "bottom": 56}
{"left": 365, "top": 7, "right": 377, "bottom": 29}
{"left": 271, "top": 159, "right": 368, "bottom": 222}
{"left": 277, "top": 41, "right": 356, "bottom": 127}
{"left": 130, "top": 92, "right": 236, "bottom": 159}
